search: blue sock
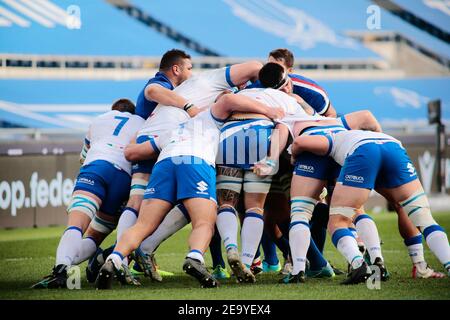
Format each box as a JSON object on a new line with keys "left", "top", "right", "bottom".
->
{"left": 273, "top": 235, "right": 290, "bottom": 260}
{"left": 307, "top": 237, "right": 328, "bottom": 270}
{"left": 261, "top": 232, "right": 279, "bottom": 265}
{"left": 310, "top": 203, "right": 329, "bottom": 253}
{"left": 209, "top": 226, "right": 225, "bottom": 268}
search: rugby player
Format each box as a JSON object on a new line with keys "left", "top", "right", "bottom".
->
{"left": 32, "top": 99, "right": 143, "bottom": 288}
{"left": 290, "top": 129, "right": 450, "bottom": 284}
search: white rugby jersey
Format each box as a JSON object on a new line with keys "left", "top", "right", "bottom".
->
{"left": 157, "top": 110, "right": 221, "bottom": 166}
{"left": 137, "top": 67, "right": 234, "bottom": 138}
{"left": 329, "top": 130, "right": 402, "bottom": 166}
{"left": 84, "top": 110, "right": 144, "bottom": 175}
{"left": 237, "top": 88, "right": 301, "bottom": 114}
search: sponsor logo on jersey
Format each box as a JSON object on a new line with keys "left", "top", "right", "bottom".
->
{"left": 196, "top": 181, "right": 209, "bottom": 195}
{"left": 345, "top": 175, "right": 364, "bottom": 183}
{"left": 297, "top": 164, "right": 314, "bottom": 173}
{"left": 78, "top": 177, "right": 94, "bottom": 186}
{"left": 144, "top": 187, "right": 155, "bottom": 195}
{"left": 407, "top": 162, "right": 417, "bottom": 177}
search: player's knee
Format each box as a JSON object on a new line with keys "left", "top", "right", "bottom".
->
{"left": 129, "top": 178, "right": 148, "bottom": 199}
{"left": 89, "top": 214, "right": 117, "bottom": 236}
{"left": 329, "top": 206, "right": 357, "bottom": 219}
{"left": 290, "top": 196, "right": 317, "bottom": 223}
{"left": 218, "top": 204, "right": 238, "bottom": 216}
{"left": 400, "top": 190, "right": 437, "bottom": 230}
{"left": 67, "top": 194, "right": 100, "bottom": 220}
{"left": 245, "top": 207, "right": 264, "bottom": 216}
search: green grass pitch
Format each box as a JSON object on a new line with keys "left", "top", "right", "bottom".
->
{"left": 0, "top": 211, "right": 449, "bottom": 300}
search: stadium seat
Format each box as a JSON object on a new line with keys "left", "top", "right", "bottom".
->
{"left": 0, "top": 0, "right": 197, "bottom": 56}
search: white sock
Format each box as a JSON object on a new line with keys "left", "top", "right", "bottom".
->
{"left": 72, "top": 237, "right": 97, "bottom": 265}
{"left": 425, "top": 228, "right": 450, "bottom": 268}
{"left": 187, "top": 250, "right": 204, "bottom": 264}
{"left": 333, "top": 229, "right": 364, "bottom": 269}
{"left": 404, "top": 234, "right": 425, "bottom": 266}
{"left": 408, "top": 243, "right": 425, "bottom": 265}
{"left": 117, "top": 207, "right": 138, "bottom": 241}
{"left": 355, "top": 215, "right": 383, "bottom": 263}
{"left": 240, "top": 213, "right": 264, "bottom": 267}
{"left": 107, "top": 252, "right": 124, "bottom": 270}
{"left": 216, "top": 207, "right": 239, "bottom": 251}
{"left": 289, "top": 223, "right": 310, "bottom": 274}
{"left": 140, "top": 204, "right": 189, "bottom": 254}
{"left": 55, "top": 227, "right": 83, "bottom": 266}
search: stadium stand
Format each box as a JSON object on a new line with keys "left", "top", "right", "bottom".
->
{"left": 0, "top": 77, "right": 448, "bottom": 132}
{"left": 0, "top": 0, "right": 196, "bottom": 56}
{"left": 129, "top": 0, "right": 380, "bottom": 60}
{"left": 382, "top": 0, "right": 449, "bottom": 42}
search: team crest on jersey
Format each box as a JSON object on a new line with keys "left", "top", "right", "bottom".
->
{"left": 196, "top": 181, "right": 209, "bottom": 195}
{"left": 345, "top": 175, "right": 364, "bottom": 183}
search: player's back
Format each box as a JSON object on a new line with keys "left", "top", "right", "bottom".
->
{"left": 238, "top": 88, "right": 301, "bottom": 115}
{"left": 142, "top": 67, "right": 234, "bottom": 134}
{"left": 158, "top": 110, "right": 221, "bottom": 166}
{"left": 330, "top": 130, "right": 401, "bottom": 165}
{"left": 84, "top": 110, "right": 144, "bottom": 174}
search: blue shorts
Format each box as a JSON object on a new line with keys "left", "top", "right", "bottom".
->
{"left": 217, "top": 119, "right": 274, "bottom": 170}
{"left": 294, "top": 152, "right": 341, "bottom": 181}
{"left": 143, "top": 156, "right": 217, "bottom": 204}
{"left": 74, "top": 160, "right": 131, "bottom": 216}
{"left": 337, "top": 142, "right": 418, "bottom": 189}
{"left": 131, "top": 135, "right": 158, "bottom": 174}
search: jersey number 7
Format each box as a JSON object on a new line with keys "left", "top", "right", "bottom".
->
{"left": 113, "top": 116, "right": 129, "bottom": 136}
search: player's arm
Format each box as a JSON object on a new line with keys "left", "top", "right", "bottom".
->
{"left": 145, "top": 84, "right": 201, "bottom": 117}
{"left": 211, "top": 93, "right": 285, "bottom": 121}
{"left": 290, "top": 93, "right": 315, "bottom": 115}
{"left": 323, "top": 104, "right": 337, "bottom": 117}
{"left": 79, "top": 129, "right": 91, "bottom": 165}
{"left": 124, "top": 135, "right": 159, "bottom": 162}
{"left": 341, "top": 110, "right": 382, "bottom": 132}
{"left": 228, "top": 61, "right": 263, "bottom": 86}
{"left": 253, "top": 123, "right": 290, "bottom": 176}
{"left": 291, "top": 135, "right": 330, "bottom": 158}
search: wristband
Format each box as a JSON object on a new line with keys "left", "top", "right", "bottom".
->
{"left": 183, "top": 102, "right": 194, "bottom": 112}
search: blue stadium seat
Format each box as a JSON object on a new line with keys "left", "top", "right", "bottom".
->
{"left": 0, "top": 79, "right": 144, "bottom": 128}
{"left": 392, "top": 0, "right": 450, "bottom": 34}
{"left": 0, "top": 0, "right": 196, "bottom": 56}
{"left": 322, "top": 77, "right": 450, "bottom": 125}
{"left": 279, "top": 0, "right": 449, "bottom": 59}
{"left": 0, "top": 77, "right": 448, "bottom": 129}
{"left": 130, "top": 0, "right": 379, "bottom": 59}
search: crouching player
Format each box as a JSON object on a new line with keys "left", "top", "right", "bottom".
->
{"left": 32, "top": 99, "right": 144, "bottom": 288}
{"left": 291, "top": 130, "right": 450, "bottom": 284}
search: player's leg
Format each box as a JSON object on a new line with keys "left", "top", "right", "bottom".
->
{"left": 32, "top": 189, "right": 101, "bottom": 289}
{"left": 264, "top": 181, "right": 292, "bottom": 275}
{"left": 376, "top": 142, "right": 450, "bottom": 276}
{"left": 209, "top": 225, "right": 230, "bottom": 279}
{"left": 377, "top": 190, "right": 445, "bottom": 279}
{"left": 329, "top": 143, "right": 383, "bottom": 285}
{"left": 382, "top": 180, "right": 450, "bottom": 276}
{"left": 134, "top": 203, "right": 191, "bottom": 281}
{"left": 96, "top": 158, "right": 176, "bottom": 289}
{"left": 215, "top": 166, "right": 244, "bottom": 277}
{"left": 181, "top": 197, "right": 219, "bottom": 288}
